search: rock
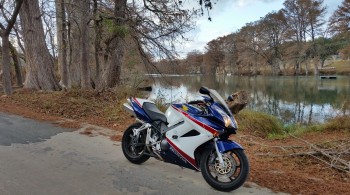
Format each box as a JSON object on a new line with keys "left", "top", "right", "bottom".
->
{"left": 226, "top": 91, "right": 249, "bottom": 114}
{"left": 137, "top": 86, "right": 152, "bottom": 91}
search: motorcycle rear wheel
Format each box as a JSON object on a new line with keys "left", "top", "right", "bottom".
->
{"left": 200, "top": 148, "right": 249, "bottom": 192}
{"left": 122, "top": 122, "right": 150, "bottom": 164}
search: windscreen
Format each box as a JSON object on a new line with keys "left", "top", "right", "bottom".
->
{"left": 208, "top": 88, "right": 233, "bottom": 117}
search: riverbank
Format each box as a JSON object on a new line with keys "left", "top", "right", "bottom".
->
{"left": 211, "top": 60, "right": 350, "bottom": 76}
{"left": 0, "top": 89, "right": 349, "bottom": 194}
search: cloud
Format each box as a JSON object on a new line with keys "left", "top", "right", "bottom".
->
{"left": 212, "top": 0, "right": 280, "bottom": 9}
{"left": 178, "top": 0, "right": 340, "bottom": 57}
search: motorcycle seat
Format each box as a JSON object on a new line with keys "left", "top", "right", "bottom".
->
{"left": 143, "top": 102, "right": 167, "bottom": 123}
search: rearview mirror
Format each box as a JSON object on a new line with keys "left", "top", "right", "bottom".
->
{"left": 199, "top": 87, "right": 210, "bottom": 95}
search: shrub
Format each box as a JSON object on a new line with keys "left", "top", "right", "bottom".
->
{"left": 235, "top": 110, "right": 284, "bottom": 138}
{"left": 324, "top": 116, "right": 350, "bottom": 131}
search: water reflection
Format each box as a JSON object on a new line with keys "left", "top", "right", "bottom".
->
{"left": 148, "top": 75, "right": 350, "bottom": 124}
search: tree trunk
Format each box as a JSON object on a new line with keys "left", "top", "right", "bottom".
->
{"left": 66, "top": 0, "right": 81, "bottom": 88}
{"left": 55, "top": 0, "right": 68, "bottom": 88}
{"left": 98, "top": 38, "right": 124, "bottom": 89}
{"left": 9, "top": 42, "right": 23, "bottom": 87}
{"left": 97, "top": 0, "right": 127, "bottom": 90}
{"left": 313, "top": 58, "right": 319, "bottom": 76}
{"left": 226, "top": 91, "right": 249, "bottom": 114}
{"left": 1, "top": 0, "right": 24, "bottom": 95}
{"left": 93, "top": 0, "right": 102, "bottom": 81}
{"left": 1, "top": 36, "right": 13, "bottom": 95}
{"left": 79, "top": 0, "right": 92, "bottom": 89}
{"left": 19, "top": 0, "right": 60, "bottom": 90}
{"left": 14, "top": 23, "right": 25, "bottom": 56}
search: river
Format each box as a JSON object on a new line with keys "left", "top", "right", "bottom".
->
{"left": 148, "top": 75, "right": 350, "bottom": 124}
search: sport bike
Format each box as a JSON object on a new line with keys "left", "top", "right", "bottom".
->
{"left": 122, "top": 86, "right": 249, "bottom": 192}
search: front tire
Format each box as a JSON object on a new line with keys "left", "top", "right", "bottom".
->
{"left": 200, "top": 149, "right": 249, "bottom": 192}
{"left": 122, "top": 122, "right": 150, "bottom": 164}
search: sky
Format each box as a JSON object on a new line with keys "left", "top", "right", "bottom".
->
{"left": 176, "top": 0, "right": 343, "bottom": 57}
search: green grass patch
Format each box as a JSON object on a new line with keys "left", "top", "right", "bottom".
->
{"left": 324, "top": 115, "right": 350, "bottom": 131}
{"left": 235, "top": 110, "right": 325, "bottom": 139}
{"left": 236, "top": 109, "right": 350, "bottom": 139}
{"left": 268, "top": 124, "right": 325, "bottom": 139}
{"left": 327, "top": 60, "right": 350, "bottom": 75}
{"left": 236, "top": 110, "right": 284, "bottom": 138}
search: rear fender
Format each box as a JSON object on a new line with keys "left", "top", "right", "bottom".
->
{"left": 129, "top": 98, "right": 152, "bottom": 122}
{"left": 123, "top": 100, "right": 135, "bottom": 116}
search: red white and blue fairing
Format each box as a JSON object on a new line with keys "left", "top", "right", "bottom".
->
{"left": 124, "top": 87, "right": 242, "bottom": 171}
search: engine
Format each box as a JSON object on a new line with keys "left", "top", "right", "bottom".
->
{"left": 147, "top": 127, "right": 170, "bottom": 160}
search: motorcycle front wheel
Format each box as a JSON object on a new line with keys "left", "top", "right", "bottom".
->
{"left": 122, "top": 122, "right": 150, "bottom": 164}
{"left": 200, "top": 148, "right": 249, "bottom": 192}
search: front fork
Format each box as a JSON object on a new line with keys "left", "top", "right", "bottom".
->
{"left": 214, "top": 138, "right": 225, "bottom": 168}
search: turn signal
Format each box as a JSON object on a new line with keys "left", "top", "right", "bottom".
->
{"left": 213, "top": 131, "right": 220, "bottom": 137}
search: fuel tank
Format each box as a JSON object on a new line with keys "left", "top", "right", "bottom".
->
{"left": 165, "top": 103, "right": 203, "bottom": 126}
{"left": 165, "top": 105, "right": 183, "bottom": 126}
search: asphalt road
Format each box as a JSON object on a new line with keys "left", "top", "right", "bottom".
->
{"left": 0, "top": 112, "right": 288, "bottom": 195}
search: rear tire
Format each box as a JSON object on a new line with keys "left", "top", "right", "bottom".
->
{"left": 200, "top": 149, "right": 249, "bottom": 192}
{"left": 122, "top": 122, "right": 150, "bottom": 164}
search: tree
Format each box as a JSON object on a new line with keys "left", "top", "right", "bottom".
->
{"left": 315, "top": 37, "right": 343, "bottom": 65}
{"left": 203, "top": 38, "right": 225, "bottom": 74}
{"left": 283, "top": 0, "right": 309, "bottom": 75}
{"left": 329, "top": 0, "right": 350, "bottom": 34}
{"left": 329, "top": 0, "right": 350, "bottom": 60}
{"left": 0, "top": 0, "right": 23, "bottom": 95}
{"left": 78, "top": 0, "right": 92, "bottom": 89}
{"left": 96, "top": 0, "right": 195, "bottom": 89}
{"left": 186, "top": 50, "right": 203, "bottom": 74}
{"left": 19, "top": 0, "right": 60, "bottom": 90}
{"left": 0, "top": 2, "right": 24, "bottom": 87}
{"left": 256, "top": 11, "right": 287, "bottom": 75}
{"left": 55, "top": 0, "right": 68, "bottom": 88}
{"left": 97, "top": 0, "right": 127, "bottom": 89}
{"left": 9, "top": 42, "right": 23, "bottom": 87}
{"left": 282, "top": 0, "right": 326, "bottom": 75}
{"left": 92, "top": 0, "right": 102, "bottom": 80}
{"left": 306, "top": 0, "right": 326, "bottom": 75}
{"left": 220, "top": 34, "right": 237, "bottom": 75}
{"left": 235, "top": 22, "right": 262, "bottom": 75}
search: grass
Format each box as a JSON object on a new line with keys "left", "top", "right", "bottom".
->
{"left": 327, "top": 60, "right": 350, "bottom": 75}
{"left": 236, "top": 109, "right": 350, "bottom": 139}
{"left": 268, "top": 124, "right": 325, "bottom": 139}
{"left": 236, "top": 110, "right": 284, "bottom": 138}
{"left": 323, "top": 115, "right": 350, "bottom": 131}
{"left": 3, "top": 86, "right": 142, "bottom": 121}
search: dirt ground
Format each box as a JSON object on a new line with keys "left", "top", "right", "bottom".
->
{"left": 0, "top": 91, "right": 349, "bottom": 195}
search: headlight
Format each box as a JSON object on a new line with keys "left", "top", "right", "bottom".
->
{"left": 216, "top": 107, "right": 235, "bottom": 128}
{"left": 232, "top": 117, "right": 238, "bottom": 129}
{"left": 223, "top": 115, "right": 233, "bottom": 128}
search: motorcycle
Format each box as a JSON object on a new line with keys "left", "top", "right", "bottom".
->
{"left": 122, "top": 86, "right": 249, "bottom": 192}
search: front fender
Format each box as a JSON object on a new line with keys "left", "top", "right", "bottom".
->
{"left": 217, "top": 140, "right": 243, "bottom": 153}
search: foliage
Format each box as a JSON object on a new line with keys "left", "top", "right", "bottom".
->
{"left": 236, "top": 110, "right": 284, "bottom": 137}
{"left": 279, "top": 124, "right": 324, "bottom": 138}
{"left": 236, "top": 109, "right": 350, "bottom": 139}
{"left": 324, "top": 116, "right": 350, "bottom": 131}
{"left": 104, "top": 19, "right": 129, "bottom": 38}
{"left": 156, "top": 0, "right": 350, "bottom": 76}
{"left": 329, "top": 0, "right": 350, "bottom": 34}
{"left": 327, "top": 60, "right": 350, "bottom": 74}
